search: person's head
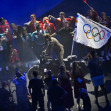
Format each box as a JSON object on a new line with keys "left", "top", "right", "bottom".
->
{"left": 59, "top": 65, "right": 66, "bottom": 73}
{"left": 10, "top": 23, "right": 16, "bottom": 30}
{"left": 47, "top": 70, "right": 52, "bottom": 77}
{"left": 2, "top": 81, "right": 7, "bottom": 88}
{"left": 16, "top": 71, "right": 22, "bottom": 77}
{"left": 30, "top": 14, "right": 36, "bottom": 22}
{"left": 0, "top": 17, "right": 5, "bottom": 24}
{"left": 90, "top": 51, "right": 97, "bottom": 58}
{"left": 44, "top": 33, "right": 51, "bottom": 41}
{"left": 96, "top": 16, "right": 102, "bottom": 23}
{"left": 33, "top": 70, "right": 38, "bottom": 77}
{"left": 43, "top": 17, "right": 49, "bottom": 24}
{"left": 101, "top": 12, "right": 106, "bottom": 20}
{"left": 59, "top": 12, "right": 65, "bottom": 20}
{"left": 64, "top": 21, "right": 70, "bottom": 28}
{"left": 22, "top": 27, "right": 28, "bottom": 36}
{"left": 9, "top": 45, "right": 13, "bottom": 51}
{"left": 86, "top": 52, "right": 92, "bottom": 60}
{"left": 87, "top": 10, "right": 93, "bottom": 18}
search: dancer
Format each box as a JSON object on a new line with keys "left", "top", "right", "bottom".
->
{"left": 43, "top": 33, "right": 64, "bottom": 66}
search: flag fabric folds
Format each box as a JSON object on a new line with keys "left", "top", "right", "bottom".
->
{"left": 74, "top": 13, "right": 111, "bottom": 49}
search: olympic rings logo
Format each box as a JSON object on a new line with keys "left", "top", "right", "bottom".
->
{"left": 83, "top": 24, "right": 105, "bottom": 42}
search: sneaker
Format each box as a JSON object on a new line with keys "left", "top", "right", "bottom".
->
{"left": 81, "top": 105, "right": 84, "bottom": 110}
{"left": 77, "top": 104, "right": 81, "bottom": 111}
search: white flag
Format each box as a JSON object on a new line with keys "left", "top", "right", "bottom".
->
{"left": 74, "top": 13, "right": 111, "bottom": 49}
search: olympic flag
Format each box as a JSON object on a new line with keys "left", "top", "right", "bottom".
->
{"left": 74, "top": 13, "right": 111, "bottom": 49}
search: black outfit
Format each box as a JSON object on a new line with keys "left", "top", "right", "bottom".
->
{"left": 48, "top": 83, "right": 66, "bottom": 111}
{"left": 0, "top": 88, "right": 11, "bottom": 111}
{"left": 79, "top": 91, "right": 91, "bottom": 111}
{"left": 56, "top": 27, "right": 74, "bottom": 57}
{"left": 44, "top": 76, "right": 53, "bottom": 87}
{"left": 88, "top": 57, "right": 103, "bottom": 78}
{"left": 44, "top": 76, "right": 54, "bottom": 110}
{"left": 28, "top": 78, "right": 44, "bottom": 111}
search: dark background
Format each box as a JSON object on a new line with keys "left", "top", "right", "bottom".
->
{"left": 0, "top": 0, "right": 111, "bottom": 26}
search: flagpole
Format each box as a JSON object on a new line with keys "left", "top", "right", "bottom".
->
{"left": 87, "top": 3, "right": 93, "bottom": 9}
{"left": 83, "top": 0, "right": 93, "bottom": 10}
{"left": 70, "top": 38, "right": 74, "bottom": 59}
{"left": 71, "top": 31, "right": 76, "bottom": 59}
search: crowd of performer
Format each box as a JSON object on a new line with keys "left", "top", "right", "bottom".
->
{"left": 0, "top": 8, "right": 111, "bottom": 71}
{"left": 0, "top": 8, "right": 111, "bottom": 68}
{"left": 0, "top": 12, "right": 76, "bottom": 68}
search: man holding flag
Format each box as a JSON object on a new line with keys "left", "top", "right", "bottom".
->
{"left": 83, "top": 0, "right": 98, "bottom": 21}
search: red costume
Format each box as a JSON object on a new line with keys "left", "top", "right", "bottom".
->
{"left": 44, "top": 23, "right": 56, "bottom": 34}
{"left": 54, "top": 18, "right": 76, "bottom": 31}
{"left": 43, "top": 18, "right": 56, "bottom": 34}
{"left": 0, "top": 20, "right": 12, "bottom": 42}
{"left": 9, "top": 49, "right": 20, "bottom": 63}
{"left": 27, "top": 21, "right": 47, "bottom": 33}
{"left": 27, "top": 21, "right": 40, "bottom": 33}
{"left": 39, "top": 20, "right": 44, "bottom": 30}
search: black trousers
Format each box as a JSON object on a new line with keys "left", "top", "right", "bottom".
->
{"left": 32, "top": 95, "right": 44, "bottom": 111}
